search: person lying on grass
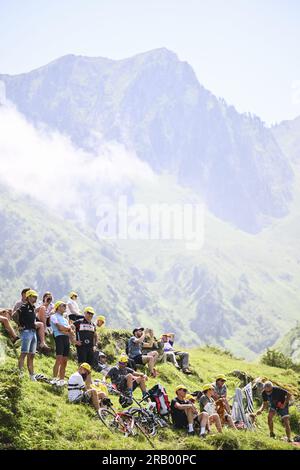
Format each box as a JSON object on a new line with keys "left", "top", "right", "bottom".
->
{"left": 171, "top": 385, "right": 209, "bottom": 437}
{"left": 68, "top": 363, "right": 107, "bottom": 416}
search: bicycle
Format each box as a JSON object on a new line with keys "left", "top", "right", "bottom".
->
{"left": 97, "top": 395, "right": 155, "bottom": 447}
{"left": 127, "top": 392, "right": 170, "bottom": 437}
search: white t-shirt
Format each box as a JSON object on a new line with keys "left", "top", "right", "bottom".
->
{"left": 67, "top": 299, "right": 80, "bottom": 316}
{"left": 68, "top": 371, "right": 85, "bottom": 402}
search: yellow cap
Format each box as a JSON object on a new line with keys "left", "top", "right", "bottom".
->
{"left": 69, "top": 291, "right": 78, "bottom": 298}
{"left": 84, "top": 306, "right": 96, "bottom": 315}
{"left": 97, "top": 315, "right": 106, "bottom": 324}
{"left": 80, "top": 362, "right": 91, "bottom": 372}
{"left": 54, "top": 300, "right": 66, "bottom": 311}
{"left": 118, "top": 354, "right": 129, "bottom": 363}
{"left": 216, "top": 374, "right": 227, "bottom": 381}
{"left": 202, "top": 383, "right": 214, "bottom": 392}
{"left": 175, "top": 384, "right": 187, "bottom": 393}
{"left": 186, "top": 394, "right": 196, "bottom": 401}
{"left": 25, "top": 289, "right": 38, "bottom": 298}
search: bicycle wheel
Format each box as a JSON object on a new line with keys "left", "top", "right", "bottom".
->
{"left": 130, "top": 408, "right": 157, "bottom": 437}
{"left": 98, "top": 408, "right": 119, "bottom": 433}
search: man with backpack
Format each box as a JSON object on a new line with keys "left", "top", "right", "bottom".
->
{"left": 127, "top": 327, "right": 158, "bottom": 377}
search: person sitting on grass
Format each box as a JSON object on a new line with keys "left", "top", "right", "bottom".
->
{"left": 94, "top": 351, "right": 111, "bottom": 376}
{"left": 106, "top": 354, "right": 149, "bottom": 404}
{"left": 161, "top": 333, "right": 192, "bottom": 375}
{"left": 50, "top": 301, "right": 73, "bottom": 386}
{"left": 142, "top": 328, "right": 165, "bottom": 362}
{"left": 212, "top": 374, "right": 231, "bottom": 413}
{"left": 0, "top": 309, "right": 20, "bottom": 344}
{"left": 128, "top": 327, "right": 158, "bottom": 378}
{"left": 36, "top": 292, "right": 54, "bottom": 330}
{"left": 68, "top": 363, "right": 107, "bottom": 415}
{"left": 199, "top": 383, "right": 236, "bottom": 433}
{"left": 171, "top": 385, "right": 209, "bottom": 437}
{"left": 255, "top": 381, "right": 292, "bottom": 442}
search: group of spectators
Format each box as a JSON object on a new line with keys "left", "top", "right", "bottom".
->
{"left": 0, "top": 287, "right": 294, "bottom": 441}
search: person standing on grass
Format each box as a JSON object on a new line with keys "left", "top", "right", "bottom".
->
{"left": 256, "top": 381, "right": 292, "bottom": 442}
{"left": 50, "top": 301, "right": 73, "bottom": 386}
{"left": 17, "top": 290, "right": 39, "bottom": 381}
{"left": 73, "top": 307, "right": 98, "bottom": 366}
{"left": 13, "top": 287, "right": 50, "bottom": 352}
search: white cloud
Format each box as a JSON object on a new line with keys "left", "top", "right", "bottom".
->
{"left": 0, "top": 100, "right": 155, "bottom": 220}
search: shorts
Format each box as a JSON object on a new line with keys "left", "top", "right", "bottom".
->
{"left": 132, "top": 354, "right": 144, "bottom": 365}
{"left": 76, "top": 346, "right": 94, "bottom": 366}
{"left": 54, "top": 335, "right": 70, "bottom": 357}
{"left": 20, "top": 329, "right": 37, "bottom": 354}
{"left": 270, "top": 406, "right": 289, "bottom": 418}
{"left": 71, "top": 391, "right": 91, "bottom": 404}
{"left": 117, "top": 376, "right": 139, "bottom": 393}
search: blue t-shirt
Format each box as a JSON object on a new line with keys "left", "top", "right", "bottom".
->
{"left": 50, "top": 313, "right": 70, "bottom": 337}
{"left": 128, "top": 336, "right": 142, "bottom": 358}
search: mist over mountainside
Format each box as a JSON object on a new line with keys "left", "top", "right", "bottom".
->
{"left": 0, "top": 48, "right": 294, "bottom": 233}
{"left": 0, "top": 48, "right": 300, "bottom": 359}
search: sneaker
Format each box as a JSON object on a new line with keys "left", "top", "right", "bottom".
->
{"left": 199, "top": 433, "right": 206, "bottom": 438}
{"left": 30, "top": 374, "right": 37, "bottom": 382}
{"left": 270, "top": 432, "right": 276, "bottom": 439}
{"left": 50, "top": 378, "right": 59, "bottom": 385}
{"left": 57, "top": 379, "right": 66, "bottom": 387}
{"left": 183, "top": 368, "right": 192, "bottom": 375}
{"left": 187, "top": 430, "right": 195, "bottom": 436}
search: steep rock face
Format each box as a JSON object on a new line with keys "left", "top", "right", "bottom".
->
{"left": 0, "top": 48, "right": 293, "bottom": 232}
{"left": 272, "top": 116, "right": 300, "bottom": 163}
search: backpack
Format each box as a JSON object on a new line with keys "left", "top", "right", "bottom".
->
{"left": 125, "top": 339, "right": 130, "bottom": 355}
{"left": 148, "top": 384, "right": 171, "bottom": 416}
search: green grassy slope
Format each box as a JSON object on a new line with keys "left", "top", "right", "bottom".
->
{"left": 1, "top": 327, "right": 299, "bottom": 450}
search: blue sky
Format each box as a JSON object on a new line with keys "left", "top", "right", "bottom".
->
{"left": 0, "top": 0, "right": 300, "bottom": 124}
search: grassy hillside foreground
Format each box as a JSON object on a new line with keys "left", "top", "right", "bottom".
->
{"left": 0, "top": 327, "right": 300, "bottom": 451}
